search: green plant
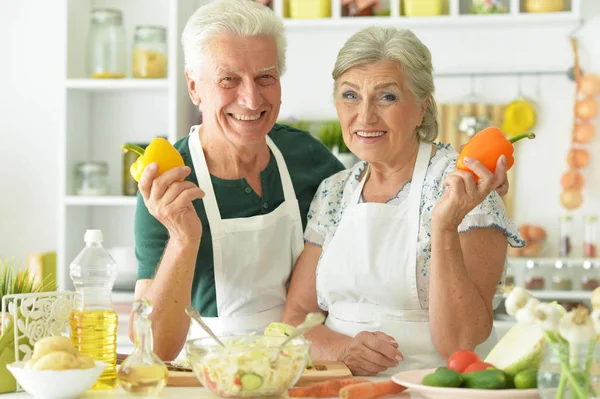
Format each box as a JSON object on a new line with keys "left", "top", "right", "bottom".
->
{"left": 319, "top": 121, "right": 349, "bottom": 153}
{"left": 0, "top": 258, "right": 55, "bottom": 392}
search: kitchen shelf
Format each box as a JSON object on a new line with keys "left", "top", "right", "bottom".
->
{"left": 64, "top": 196, "right": 137, "bottom": 206}
{"left": 531, "top": 290, "right": 593, "bottom": 301}
{"left": 65, "top": 79, "right": 170, "bottom": 91}
{"left": 282, "top": 12, "right": 580, "bottom": 29}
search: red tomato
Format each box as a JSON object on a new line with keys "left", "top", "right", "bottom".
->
{"left": 447, "top": 350, "right": 482, "bottom": 372}
{"left": 463, "top": 361, "right": 495, "bottom": 373}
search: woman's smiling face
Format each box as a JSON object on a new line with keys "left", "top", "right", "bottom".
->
{"left": 335, "top": 60, "right": 426, "bottom": 165}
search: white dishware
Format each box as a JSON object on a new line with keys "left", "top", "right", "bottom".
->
{"left": 392, "top": 368, "right": 540, "bottom": 399}
{"left": 7, "top": 360, "right": 106, "bottom": 399}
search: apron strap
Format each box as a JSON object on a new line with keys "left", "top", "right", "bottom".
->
{"left": 188, "top": 126, "right": 224, "bottom": 238}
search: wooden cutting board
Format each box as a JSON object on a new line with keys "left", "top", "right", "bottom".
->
{"left": 167, "top": 360, "right": 352, "bottom": 387}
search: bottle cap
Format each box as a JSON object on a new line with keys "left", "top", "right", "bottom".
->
{"left": 84, "top": 229, "right": 103, "bottom": 243}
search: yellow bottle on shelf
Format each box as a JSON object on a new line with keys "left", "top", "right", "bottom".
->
{"left": 69, "top": 229, "right": 119, "bottom": 390}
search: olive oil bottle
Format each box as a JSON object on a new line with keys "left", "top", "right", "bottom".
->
{"left": 69, "top": 229, "right": 119, "bottom": 390}
{"left": 117, "top": 299, "right": 168, "bottom": 395}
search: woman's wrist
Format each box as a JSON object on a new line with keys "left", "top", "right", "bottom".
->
{"left": 334, "top": 336, "right": 353, "bottom": 363}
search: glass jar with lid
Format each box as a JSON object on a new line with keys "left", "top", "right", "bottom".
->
{"left": 524, "top": 260, "right": 545, "bottom": 290}
{"left": 75, "top": 162, "right": 109, "bottom": 195}
{"left": 551, "top": 260, "right": 573, "bottom": 291}
{"left": 581, "top": 260, "right": 600, "bottom": 291}
{"left": 559, "top": 215, "right": 573, "bottom": 258}
{"left": 584, "top": 215, "right": 598, "bottom": 258}
{"left": 86, "top": 9, "right": 126, "bottom": 79}
{"left": 132, "top": 26, "right": 168, "bottom": 79}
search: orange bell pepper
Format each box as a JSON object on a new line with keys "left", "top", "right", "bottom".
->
{"left": 121, "top": 138, "right": 185, "bottom": 183}
{"left": 456, "top": 127, "right": 535, "bottom": 182}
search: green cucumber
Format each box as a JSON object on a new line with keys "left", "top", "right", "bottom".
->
{"left": 422, "top": 368, "right": 463, "bottom": 387}
{"left": 513, "top": 368, "right": 537, "bottom": 389}
{"left": 462, "top": 369, "right": 507, "bottom": 389}
{"left": 240, "top": 373, "right": 263, "bottom": 391}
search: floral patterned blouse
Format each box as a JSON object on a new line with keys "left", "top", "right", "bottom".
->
{"left": 305, "top": 143, "right": 526, "bottom": 310}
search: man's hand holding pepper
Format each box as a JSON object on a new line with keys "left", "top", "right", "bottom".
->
{"left": 138, "top": 162, "right": 205, "bottom": 244}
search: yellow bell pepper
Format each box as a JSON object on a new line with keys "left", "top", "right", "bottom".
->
{"left": 121, "top": 138, "right": 185, "bottom": 182}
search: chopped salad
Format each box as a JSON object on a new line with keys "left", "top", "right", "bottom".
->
{"left": 188, "top": 335, "right": 309, "bottom": 397}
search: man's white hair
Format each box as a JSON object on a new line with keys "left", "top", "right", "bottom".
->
{"left": 181, "top": 0, "right": 287, "bottom": 79}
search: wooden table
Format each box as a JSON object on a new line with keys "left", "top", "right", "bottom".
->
{"left": 3, "top": 386, "right": 425, "bottom": 398}
{"left": 3, "top": 384, "right": 426, "bottom": 398}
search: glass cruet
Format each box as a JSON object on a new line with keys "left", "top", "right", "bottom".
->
{"left": 117, "top": 299, "right": 168, "bottom": 395}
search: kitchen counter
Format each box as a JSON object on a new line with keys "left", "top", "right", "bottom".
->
{"left": 3, "top": 383, "right": 427, "bottom": 398}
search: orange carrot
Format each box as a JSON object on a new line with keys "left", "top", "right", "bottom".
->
{"left": 339, "top": 380, "right": 406, "bottom": 399}
{"left": 288, "top": 378, "right": 370, "bottom": 397}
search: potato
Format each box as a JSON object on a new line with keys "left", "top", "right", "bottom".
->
{"left": 32, "top": 351, "right": 80, "bottom": 370}
{"left": 77, "top": 354, "right": 95, "bottom": 369}
{"left": 24, "top": 359, "right": 37, "bottom": 369}
{"left": 32, "top": 336, "right": 77, "bottom": 361}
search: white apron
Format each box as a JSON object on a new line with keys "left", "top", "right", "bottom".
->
{"left": 184, "top": 125, "right": 304, "bottom": 340}
{"left": 315, "top": 141, "right": 497, "bottom": 374}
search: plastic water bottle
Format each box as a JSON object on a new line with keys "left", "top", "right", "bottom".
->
{"left": 69, "top": 229, "right": 119, "bottom": 390}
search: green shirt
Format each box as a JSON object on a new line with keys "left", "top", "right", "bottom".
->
{"left": 134, "top": 124, "right": 345, "bottom": 316}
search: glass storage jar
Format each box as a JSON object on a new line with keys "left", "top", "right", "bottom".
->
{"left": 584, "top": 215, "right": 598, "bottom": 258}
{"left": 525, "top": 0, "right": 564, "bottom": 13}
{"left": 75, "top": 162, "right": 109, "bottom": 195}
{"left": 559, "top": 215, "right": 573, "bottom": 258}
{"left": 132, "top": 26, "right": 167, "bottom": 79}
{"left": 581, "top": 260, "right": 600, "bottom": 291}
{"left": 551, "top": 260, "right": 573, "bottom": 290}
{"left": 524, "top": 260, "right": 546, "bottom": 290}
{"left": 87, "top": 9, "right": 126, "bottom": 79}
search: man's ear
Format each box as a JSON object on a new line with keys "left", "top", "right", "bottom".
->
{"left": 185, "top": 71, "right": 201, "bottom": 106}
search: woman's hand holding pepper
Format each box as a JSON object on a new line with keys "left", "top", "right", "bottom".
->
{"left": 432, "top": 155, "right": 507, "bottom": 232}
{"left": 339, "top": 331, "right": 402, "bottom": 376}
{"left": 138, "top": 162, "right": 205, "bottom": 243}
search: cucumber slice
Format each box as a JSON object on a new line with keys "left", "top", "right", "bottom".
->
{"left": 240, "top": 373, "right": 263, "bottom": 391}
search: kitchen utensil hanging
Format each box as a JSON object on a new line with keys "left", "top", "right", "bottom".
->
{"left": 502, "top": 73, "right": 538, "bottom": 137}
{"left": 456, "top": 75, "right": 492, "bottom": 137}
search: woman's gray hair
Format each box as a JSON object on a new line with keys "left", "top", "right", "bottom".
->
{"left": 181, "top": 0, "right": 287, "bottom": 79}
{"left": 333, "top": 27, "right": 438, "bottom": 142}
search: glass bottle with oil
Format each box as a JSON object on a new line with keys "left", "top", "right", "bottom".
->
{"left": 117, "top": 299, "right": 168, "bottom": 395}
{"left": 69, "top": 229, "right": 118, "bottom": 390}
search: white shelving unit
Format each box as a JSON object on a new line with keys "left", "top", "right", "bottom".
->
{"left": 59, "top": 0, "right": 582, "bottom": 296}
{"left": 507, "top": 256, "right": 599, "bottom": 302}
{"left": 277, "top": 0, "right": 580, "bottom": 28}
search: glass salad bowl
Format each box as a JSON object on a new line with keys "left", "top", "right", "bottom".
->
{"left": 186, "top": 335, "right": 311, "bottom": 398}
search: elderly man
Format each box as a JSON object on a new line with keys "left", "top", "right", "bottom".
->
{"left": 130, "top": 0, "right": 510, "bottom": 362}
{"left": 130, "top": 0, "right": 344, "bottom": 361}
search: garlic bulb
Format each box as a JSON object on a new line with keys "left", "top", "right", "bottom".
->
{"left": 505, "top": 287, "right": 533, "bottom": 317}
{"left": 515, "top": 297, "right": 541, "bottom": 324}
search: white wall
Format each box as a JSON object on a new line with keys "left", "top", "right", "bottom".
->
{"left": 277, "top": 4, "right": 600, "bottom": 257}
{"left": 1, "top": 1, "right": 599, "bottom": 266}
{"left": 0, "top": 2, "right": 63, "bottom": 267}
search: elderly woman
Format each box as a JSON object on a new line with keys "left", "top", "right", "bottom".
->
{"left": 131, "top": 0, "right": 345, "bottom": 361}
{"left": 283, "top": 27, "right": 525, "bottom": 376}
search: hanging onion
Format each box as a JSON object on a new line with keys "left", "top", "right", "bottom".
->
{"left": 576, "top": 98, "right": 598, "bottom": 119}
{"left": 560, "top": 190, "right": 583, "bottom": 210}
{"left": 566, "top": 148, "right": 590, "bottom": 169}
{"left": 573, "top": 122, "right": 596, "bottom": 143}
{"left": 580, "top": 74, "right": 600, "bottom": 97}
{"left": 561, "top": 169, "right": 585, "bottom": 190}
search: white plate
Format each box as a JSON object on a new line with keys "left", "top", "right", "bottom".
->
{"left": 392, "top": 368, "right": 540, "bottom": 399}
